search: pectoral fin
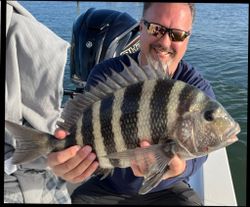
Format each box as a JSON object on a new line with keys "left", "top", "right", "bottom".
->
{"left": 104, "top": 141, "right": 177, "bottom": 194}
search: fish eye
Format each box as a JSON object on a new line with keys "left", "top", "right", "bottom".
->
{"left": 204, "top": 110, "right": 214, "bottom": 121}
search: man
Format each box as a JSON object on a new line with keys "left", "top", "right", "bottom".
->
{"left": 48, "top": 3, "right": 215, "bottom": 205}
{"left": 4, "top": 1, "right": 71, "bottom": 203}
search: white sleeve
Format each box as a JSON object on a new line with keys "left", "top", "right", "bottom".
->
{"left": 5, "top": 1, "right": 70, "bottom": 172}
{"left": 5, "top": 1, "right": 70, "bottom": 133}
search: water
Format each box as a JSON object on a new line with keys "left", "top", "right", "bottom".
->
{"left": 18, "top": 2, "right": 248, "bottom": 205}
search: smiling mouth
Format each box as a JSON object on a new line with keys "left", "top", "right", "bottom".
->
{"left": 153, "top": 49, "right": 173, "bottom": 63}
{"left": 154, "top": 47, "right": 171, "bottom": 56}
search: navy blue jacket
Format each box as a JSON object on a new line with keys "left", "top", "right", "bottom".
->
{"left": 85, "top": 52, "right": 216, "bottom": 195}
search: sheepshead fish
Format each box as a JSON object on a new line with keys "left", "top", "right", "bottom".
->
{"left": 5, "top": 55, "right": 240, "bottom": 194}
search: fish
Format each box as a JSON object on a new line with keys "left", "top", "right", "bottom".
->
{"left": 5, "top": 54, "right": 240, "bottom": 195}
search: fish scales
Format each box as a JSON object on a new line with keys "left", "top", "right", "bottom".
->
{"left": 74, "top": 115, "right": 84, "bottom": 146}
{"left": 92, "top": 79, "right": 202, "bottom": 166}
{"left": 88, "top": 80, "right": 189, "bottom": 165}
{"left": 137, "top": 79, "right": 157, "bottom": 141}
{"left": 175, "top": 84, "right": 205, "bottom": 152}
{"left": 120, "top": 82, "right": 143, "bottom": 149}
{"left": 182, "top": 91, "right": 209, "bottom": 153}
{"left": 5, "top": 54, "right": 240, "bottom": 195}
{"left": 166, "top": 81, "right": 187, "bottom": 136}
{"left": 99, "top": 94, "right": 119, "bottom": 167}
{"left": 111, "top": 88, "right": 129, "bottom": 167}
{"left": 177, "top": 84, "right": 200, "bottom": 116}
{"left": 149, "top": 79, "right": 175, "bottom": 144}
{"left": 81, "top": 107, "right": 96, "bottom": 150}
{"left": 92, "top": 98, "right": 113, "bottom": 168}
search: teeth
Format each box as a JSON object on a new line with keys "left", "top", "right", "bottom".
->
{"left": 156, "top": 48, "right": 167, "bottom": 53}
{"left": 156, "top": 49, "right": 173, "bottom": 57}
{"left": 155, "top": 49, "right": 168, "bottom": 56}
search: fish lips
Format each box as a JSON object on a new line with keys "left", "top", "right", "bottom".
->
{"left": 224, "top": 122, "right": 241, "bottom": 144}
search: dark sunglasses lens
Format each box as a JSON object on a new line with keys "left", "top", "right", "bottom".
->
{"left": 170, "top": 30, "right": 188, "bottom": 41}
{"left": 144, "top": 20, "right": 189, "bottom": 42}
{"left": 147, "top": 23, "right": 165, "bottom": 38}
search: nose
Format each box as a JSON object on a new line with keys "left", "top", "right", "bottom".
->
{"left": 158, "top": 32, "right": 172, "bottom": 47}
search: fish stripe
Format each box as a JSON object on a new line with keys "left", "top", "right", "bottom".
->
{"left": 81, "top": 108, "right": 95, "bottom": 148}
{"left": 177, "top": 86, "right": 207, "bottom": 153}
{"left": 75, "top": 115, "right": 84, "bottom": 146}
{"left": 150, "top": 80, "right": 175, "bottom": 144}
{"left": 189, "top": 90, "right": 207, "bottom": 112}
{"left": 111, "top": 88, "right": 130, "bottom": 167}
{"left": 177, "top": 84, "right": 199, "bottom": 116}
{"left": 137, "top": 80, "right": 157, "bottom": 142}
{"left": 167, "top": 81, "right": 187, "bottom": 132}
{"left": 189, "top": 91, "right": 208, "bottom": 152}
{"left": 99, "top": 95, "right": 119, "bottom": 167}
{"left": 92, "top": 101, "right": 113, "bottom": 168}
{"left": 120, "top": 82, "right": 143, "bottom": 149}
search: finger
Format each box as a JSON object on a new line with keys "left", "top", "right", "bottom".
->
{"left": 64, "top": 153, "right": 98, "bottom": 182}
{"left": 71, "top": 161, "right": 99, "bottom": 183}
{"left": 169, "top": 155, "right": 186, "bottom": 172}
{"left": 130, "top": 159, "right": 144, "bottom": 177}
{"left": 47, "top": 145, "right": 81, "bottom": 167}
{"left": 163, "top": 156, "right": 186, "bottom": 180}
{"left": 62, "top": 151, "right": 96, "bottom": 180}
{"left": 51, "top": 146, "right": 93, "bottom": 176}
{"left": 138, "top": 140, "right": 156, "bottom": 168}
{"left": 130, "top": 140, "right": 155, "bottom": 177}
{"left": 54, "top": 128, "right": 69, "bottom": 139}
{"left": 139, "top": 140, "right": 151, "bottom": 148}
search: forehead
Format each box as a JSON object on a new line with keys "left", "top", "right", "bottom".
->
{"left": 143, "top": 3, "right": 192, "bottom": 29}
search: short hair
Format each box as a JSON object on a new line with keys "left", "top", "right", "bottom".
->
{"left": 142, "top": 3, "right": 196, "bottom": 23}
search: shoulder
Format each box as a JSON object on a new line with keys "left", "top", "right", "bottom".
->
{"left": 175, "top": 60, "right": 216, "bottom": 99}
{"left": 86, "top": 52, "right": 138, "bottom": 88}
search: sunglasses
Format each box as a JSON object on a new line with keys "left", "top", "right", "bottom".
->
{"left": 143, "top": 19, "right": 190, "bottom": 42}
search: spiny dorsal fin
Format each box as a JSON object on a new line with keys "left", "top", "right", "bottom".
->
{"left": 57, "top": 54, "right": 168, "bottom": 131}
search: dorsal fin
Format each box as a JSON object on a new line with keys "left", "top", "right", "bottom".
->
{"left": 57, "top": 54, "right": 168, "bottom": 132}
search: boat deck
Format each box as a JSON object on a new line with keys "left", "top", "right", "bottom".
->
{"left": 189, "top": 147, "right": 237, "bottom": 206}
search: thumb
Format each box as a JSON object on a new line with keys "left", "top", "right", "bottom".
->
{"left": 139, "top": 140, "right": 151, "bottom": 148}
{"left": 54, "top": 128, "right": 69, "bottom": 139}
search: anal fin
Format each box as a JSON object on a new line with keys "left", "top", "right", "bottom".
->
{"left": 104, "top": 141, "right": 177, "bottom": 194}
{"left": 139, "top": 163, "right": 170, "bottom": 195}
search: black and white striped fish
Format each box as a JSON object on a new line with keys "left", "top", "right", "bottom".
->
{"left": 5, "top": 55, "right": 240, "bottom": 194}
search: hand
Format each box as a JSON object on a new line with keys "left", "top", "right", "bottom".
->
{"left": 47, "top": 128, "right": 99, "bottom": 183}
{"left": 130, "top": 140, "right": 186, "bottom": 180}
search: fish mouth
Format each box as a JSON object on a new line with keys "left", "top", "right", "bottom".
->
{"left": 224, "top": 122, "right": 241, "bottom": 144}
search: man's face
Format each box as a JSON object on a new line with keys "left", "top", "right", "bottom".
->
{"left": 140, "top": 3, "right": 193, "bottom": 75}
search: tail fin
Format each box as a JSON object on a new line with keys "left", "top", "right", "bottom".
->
{"left": 5, "top": 120, "right": 52, "bottom": 165}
